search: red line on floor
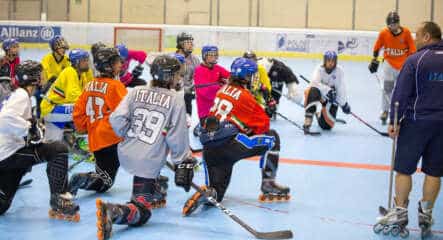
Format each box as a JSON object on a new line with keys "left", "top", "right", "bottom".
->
{"left": 192, "top": 153, "right": 422, "bottom": 172}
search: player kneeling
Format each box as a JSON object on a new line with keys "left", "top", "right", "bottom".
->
{"left": 0, "top": 61, "right": 79, "bottom": 221}
{"left": 94, "top": 55, "right": 195, "bottom": 240}
{"left": 303, "top": 51, "right": 351, "bottom": 134}
{"left": 182, "top": 57, "right": 290, "bottom": 217}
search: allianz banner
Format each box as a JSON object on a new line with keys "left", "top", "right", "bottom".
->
{"left": 0, "top": 25, "right": 61, "bottom": 43}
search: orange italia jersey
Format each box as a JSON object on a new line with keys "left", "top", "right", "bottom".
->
{"left": 73, "top": 77, "right": 127, "bottom": 152}
{"left": 209, "top": 84, "right": 270, "bottom": 135}
{"left": 373, "top": 27, "right": 416, "bottom": 70}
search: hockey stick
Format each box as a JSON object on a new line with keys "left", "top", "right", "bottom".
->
{"left": 350, "top": 112, "right": 389, "bottom": 137}
{"left": 276, "top": 112, "right": 321, "bottom": 136}
{"left": 194, "top": 81, "right": 227, "bottom": 89}
{"left": 387, "top": 102, "right": 399, "bottom": 208}
{"left": 166, "top": 161, "right": 293, "bottom": 239}
{"left": 19, "top": 179, "right": 33, "bottom": 188}
{"left": 297, "top": 74, "right": 388, "bottom": 136}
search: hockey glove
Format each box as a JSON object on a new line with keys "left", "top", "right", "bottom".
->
{"left": 27, "top": 119, "right": 44, "bottom": 146}
{"left": 341, "top": 102, "right": 351, "bottom": 114}
{"left": 368, "top": 59, "right": 379, "bottom": 74}
{"left": 326, "top": 88, "right": 337, "bottom": 103}
{"left": 131, "top": 65, "right": 144, "bottom": 80}
{"left": 175, "top": 156, "right": 196, "bottom": 192}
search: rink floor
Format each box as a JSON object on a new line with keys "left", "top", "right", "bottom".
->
{"left": 0, "top": 52, "right": 442, "bottom": 240}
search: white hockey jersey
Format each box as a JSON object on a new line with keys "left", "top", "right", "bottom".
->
{"left": 0, "top": 88, "right": 32, "bottom": 161}
{"left": 109, "top": 85, "right": 190, "bottom": 179}
{"left": 309, "top": 64, "right": 347, "bottom": 106}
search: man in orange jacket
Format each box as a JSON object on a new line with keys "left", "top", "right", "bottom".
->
{"left": 368, "top": 11, "right": 416, "bottom": 124}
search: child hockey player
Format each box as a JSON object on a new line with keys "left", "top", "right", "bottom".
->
{"left": 303, "top": 51, "right": 351, "bottom": 134}
{"left": 115, "top": 43, "right": 147, "bottom": 87}
{"left": 175, "top": 32, "right": 200, "bottom": 123}
{"left": 41, "top": 35, "right": 70, "bottom": 93}
{"left": 96, "top": 55, "right": 196, "bottom": 240}
{"left": 0, "top": 60, "right": 79, "bottom": 221}
{"left": 40, "top": 49, "right": 93, "bottom": 142}
{"left": 242, "top": 51, "right": 277, "bottom": 119}
{"left": 0, "top": 49, "right": 12, "bottom": 102}
{"left": 182, "top": 57, "right": 290, "bottom": 216}
{"left": 70, "top": 47, "right": 127, "bottom": 196}
{"left": 2, "top": 38, "right": 20, "bottom": 87}
{"left": 194, "top": 45, "right": 229, "bottom": 126}
{"left": 38, "top": 35, "right": 70, "bottom": 117}
{"left": 369, "top": 11, "right": 416, "bottom": 124}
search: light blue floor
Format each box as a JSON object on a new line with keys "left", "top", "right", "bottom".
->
{"left": 0, "top": 51, "right": 442, "bottom": 240}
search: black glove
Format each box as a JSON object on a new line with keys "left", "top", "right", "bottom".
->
{"left": 174, "top": 156, "right": 196, "bottom": 192}
{"left": 265, "top": 98, "right": 277, "bottom": 118}
{"left": 131, "top": 65, "right": 144, "bottom": 80}
{"left": 368, "top": 59, "right": 379, "bottom": 74}
{"left": 27, "top": 119, "right": 44, "bottom": 146}
{"left": 341, "top": 102, "right": 351, "bottom": 114}
{"left": 326, "top": 88, "right": 337, "bottom": 103}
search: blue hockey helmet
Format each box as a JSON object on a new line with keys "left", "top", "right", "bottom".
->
{"left": 116, "top": 43, "right": 129, "bottom": 60}
{"left": 230, "top": 57, "right": 257, "bottom": 80}
{"left": 69, "top": 49, "right": 89, "bottom": 66}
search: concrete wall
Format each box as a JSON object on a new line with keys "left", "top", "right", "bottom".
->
{"left": 0, "top": 0, "right": 440, "bottom": 31}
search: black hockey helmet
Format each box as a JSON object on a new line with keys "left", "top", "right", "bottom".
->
{"left": 91, "top": 42, "right": 107, "bottom": 64}
{"left": 176, "top": 32, "right": 194, "bottom": 50}
{"left": 243, "top": 51, "right": 257, "bottom": 62}
{"left": 386, "top": 11, "right": 400, "bottom": 25}
{"left": 15, "top": 60, "right": 43, "bottom": 87}
{"left": 150, "top": 55, "right": 181, "bottom": 88}
{"left": 94, "top": 47, "right": 122, "bottom": 76}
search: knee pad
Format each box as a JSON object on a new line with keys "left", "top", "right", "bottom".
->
{"left": 266, "top": 129, "right": 280, "bottom": 151}
{"left": 0, "top": 190, "right": 11, "bottom": 215}
{"left": 95, "top": 165, "right": 117, "bottom": 193}
{"left": 318, "top": 104, "right": 338, "bottom": 130}
{"left": 305, "top": 87, "right": 321, "bottom": 113}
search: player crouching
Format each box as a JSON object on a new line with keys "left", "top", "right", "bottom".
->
{"left": 0, "top": 61, "right": 79, "bottom": 221}
{"left": 95, "top": 55, "right": 196, "bottom": 240}
{"left": 182, "top": 57, "right": 290, "bottom": 217}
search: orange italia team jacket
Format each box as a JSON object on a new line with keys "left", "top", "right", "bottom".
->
{"left": 73, "top": 77, "right": 127, "bottom": 152}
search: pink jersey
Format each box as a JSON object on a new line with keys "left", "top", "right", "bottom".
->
{"left": 120, "top": 50, "right": 147, "bottom": 86}
{"left": 194, "top": 63, "right": 230, "bottom": 119}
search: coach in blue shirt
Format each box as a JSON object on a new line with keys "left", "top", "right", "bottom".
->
{"left": 389, "top": 21, "right": 442, "bottom": 231}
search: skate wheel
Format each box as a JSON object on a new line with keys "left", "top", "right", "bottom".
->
{"left": 373, "top": 223, "right": 384, "bottom": 234}
{"left": 391, "top": 225, "right": 400, "bottom": 237}
{"left": 182, "top": 199, "right": 197, "bottom": 216}
{"left": 382, "top": 225, "right": 391, "bottom": 235}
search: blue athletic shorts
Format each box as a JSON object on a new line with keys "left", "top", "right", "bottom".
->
{"left": 394, "top": 119, "right": 443, "bottom": 177}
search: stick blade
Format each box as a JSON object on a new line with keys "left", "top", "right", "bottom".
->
{"left": 255, "top": 230, "right": 293, "bottom": 239}
{"left": 307, "top": 131, "right": 321, "bottom": 136}
{"left": 380, "top": 132, "right": 389, "bottom": 137}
